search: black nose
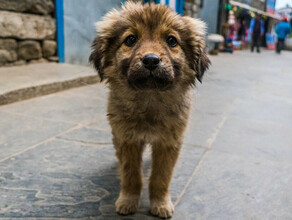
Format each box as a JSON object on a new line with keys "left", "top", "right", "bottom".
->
{"left": 142, "top": 54, "right": 160, "bottom": 71}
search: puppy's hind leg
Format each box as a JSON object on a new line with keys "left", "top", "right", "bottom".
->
{"left": 114, "top": 137, "right": 144, "bottom": 215}
{"left": 149, "top": 142, "right": 181, "bottom": 218}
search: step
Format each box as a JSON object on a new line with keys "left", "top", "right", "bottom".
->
{"left": 0, "top": 63, "right": 99, "bottom": 105}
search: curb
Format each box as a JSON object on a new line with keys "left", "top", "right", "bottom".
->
{"left": 0, "top": 75, "right": 99, "bottom": 106}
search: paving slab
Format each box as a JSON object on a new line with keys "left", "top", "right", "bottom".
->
{"left": 173, "top": 151, "right": 292, "bottom": 220}
{"left": 57, "top": 127, "right": 112, "bottom": 145}
{"left": 0, "top": 111, "right": 73, "bottom": 161}
{"left": 229, "top": 95, "right": 292, "bottom": 127}
{"left": 184, "top": 111, "right": 226, "bottom": 147}
{"left": 0, "top": 139, "right": 205, "bottom": 219}
{"left": 0, "top": 63, "right": 99, "bottom": 105}
{"left": 211, "top": 116, "right": 292, "bottom": 162}
{"left": 86, "top": 113, "right": 112, "bottom": 131}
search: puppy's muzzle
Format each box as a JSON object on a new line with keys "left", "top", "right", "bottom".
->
{"left": 127, "top": 54, "right": 174, "bottom": 91}
{"left": 128, "top": 72, "right": 173, "bottom": 91}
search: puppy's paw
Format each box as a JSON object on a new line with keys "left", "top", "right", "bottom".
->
{"left": 150, "top": 196, "right": 174, "bottom": 219}
{"left": 115, "top": 192, "right": 140, "bottom": 215}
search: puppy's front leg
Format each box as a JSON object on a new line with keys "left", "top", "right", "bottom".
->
{"left": 114, "top": 138, "right": 144, "bottom": 215}
{"left": 149, "top": 142, "right": 181, "bottom": 218}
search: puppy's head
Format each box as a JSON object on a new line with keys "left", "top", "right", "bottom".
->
{"left": 89, "top": 2, "right": 210, "bottom": 90}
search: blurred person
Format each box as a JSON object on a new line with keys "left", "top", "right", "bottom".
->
{"left": 225, "top": 11, "right": 236, "bottom": 53}
{"left": 237, "top": 20, "right": 247, "bottom": 45}
{"left": 275, "top": 17, "right": 291, "bottom": 54}
{"left": 249, "top": 13, "right": 264, "bottom": 53}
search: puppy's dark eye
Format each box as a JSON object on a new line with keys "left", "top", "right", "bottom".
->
{"left": 124, "top": 35, "right": 137, "bottom": 47}
{"left": 166, "top": 36, "right": 178, "bottom": 47}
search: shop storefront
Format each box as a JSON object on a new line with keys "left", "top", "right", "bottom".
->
{"left": 218, "top": 0, "right": 281, "bottom": 51}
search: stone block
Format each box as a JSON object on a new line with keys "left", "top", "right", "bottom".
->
{"left": 28, "top": 58, "right": 48, "bottom": 64}
{"left": 184, "top": 2, "right": 192, "bottom": 10}
{"left": 192, "top": 12, "right": 198, "bottom": 18}
{"left": 184, "top": 9, "right": 192, "bottom": 16}
{"left": 0, "top": 11, "right": 56, "bottom": 40}
{"left": 0, "top": 39, "right": 18, "bottom": 65}
{"left": 0, "top": 50, "right": 17, "bottom": 65}
{"left": 0, "top": 39, "right": 17, "bottom": 50}
{"left": 0, "top": 0, "right": 54, "bottom": 15}
{"left": 18, "top": 41, "right": 42, "bottom": 60}
{"left": 43, "top": 40, "right": 56, "bottom": 57}
{"left": 14, "top": 60, "right": 27, "bottom": 65}
{"left": 3, "top": 60, "right": 26, "bottom": 67}
{"left": 48, "top": 56, "right": 59, "bottom": 62}
{"left": 192, "top": 5, "right": 198, "bottom": 12}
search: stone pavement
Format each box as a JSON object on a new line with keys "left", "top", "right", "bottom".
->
{"left": 0, "top": 50, "right": 292, "bottom": 219}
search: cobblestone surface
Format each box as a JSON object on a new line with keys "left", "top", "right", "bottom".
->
{"left": 0, "top": 50, "right": 292, "bottom": 219}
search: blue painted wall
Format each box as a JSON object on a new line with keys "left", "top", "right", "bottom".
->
{"left": 55, "top": 0, "right": 65, "bottom": 63}
{"left": 63, "top": 0, "right": 121, "bottom": 65}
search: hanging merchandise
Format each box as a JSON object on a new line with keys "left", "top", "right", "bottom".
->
{"left": 225, "top": 3, "right": 232, "bottom": 11}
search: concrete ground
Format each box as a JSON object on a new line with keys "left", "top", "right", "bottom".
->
{"left": 0, "top": 50, "right": 292, "bottom": 219}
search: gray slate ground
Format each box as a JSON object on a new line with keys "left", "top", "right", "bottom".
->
{"left": 0, "top": 50, "right": 292, "bottom": 219}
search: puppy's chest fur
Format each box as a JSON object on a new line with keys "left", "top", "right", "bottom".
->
{"left": 107, "top": 89, "right": 192, "bottom": 143}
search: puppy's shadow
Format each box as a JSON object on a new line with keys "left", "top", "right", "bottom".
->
{"left": 88, "top": 152, "right": 161, "bottom": 219}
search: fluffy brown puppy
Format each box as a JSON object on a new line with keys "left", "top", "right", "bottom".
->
{"left": 90, "top": 2, "right": 210, "bottom": 218}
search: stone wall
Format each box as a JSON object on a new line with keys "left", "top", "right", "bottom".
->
{"left": 184, "top": 0, "right": 202, "bottom": 18}
{"left": 0, "top": 0, "right": 57, "bottom": 67}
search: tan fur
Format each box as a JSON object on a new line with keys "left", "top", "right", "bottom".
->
{"left": 90, "top": 1, "right": 210, "bottom": 218}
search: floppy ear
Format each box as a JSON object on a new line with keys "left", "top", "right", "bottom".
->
{"left": 89, "top": 8, "right": 123, "bottom": 81}
{"left": 89, "top": 2, "right": 143, "bottom": 81}
{"left": 181, "top": 16, "right": 211, "bottom": 83}
{"left": 89, "top": 36, "right": 106, "bottom": 81}
{"left": 196, "top": 51, "right": 210, "bottom": 83}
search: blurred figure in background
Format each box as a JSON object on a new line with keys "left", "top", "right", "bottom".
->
{"left": 237, "top": 20, "right": 247, "bottom": 46}
{"left": 275, "top": 17, "right": 291, "bottom": 54}
{"left": 249, "top": 13, "right": 264, "bottom": 53}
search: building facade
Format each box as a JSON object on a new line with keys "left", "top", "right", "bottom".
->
{"left": 276, "top": 6, "right": 292, "bottom": 21}
{"left": 0, "top": 0, "right": 221, "bottom": 67}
